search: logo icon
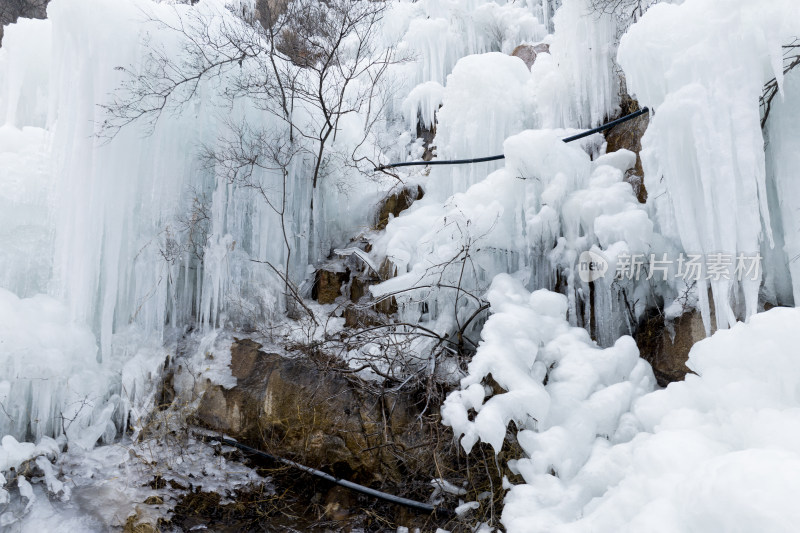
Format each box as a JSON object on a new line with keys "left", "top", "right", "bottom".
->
{"left": 578, "top": 250, "right": 608, "bottom": 283}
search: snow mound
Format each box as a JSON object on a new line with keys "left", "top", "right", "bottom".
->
{"left": 485, "top": 300, "right": 800, "bottom": 532}
{"left": 442, "top": 274, "right": 655, "bottom": 456}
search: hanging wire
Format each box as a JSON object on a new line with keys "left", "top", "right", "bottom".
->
{"left": 374, "top": 107, "right": 650, "bottom": 172}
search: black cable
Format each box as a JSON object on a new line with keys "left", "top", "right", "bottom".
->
{"left": 560, "top": 106, "right": 650, "bottom": 142}
{"left": 207, "top": 435, "right": 452, "bottom": 516}
{"left": 375, "top": 153, "right": 506, "bottom": 170}
{"left": 374, "top": 107, "right": 649, "bottom": 171}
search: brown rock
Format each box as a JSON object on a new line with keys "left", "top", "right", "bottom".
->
{"left": 377, "top": 257, "right": 396, "bottom": 282}
{"left": 312, "top": 267, "right": 349, "bottom": 304}
{"left": 194, "top": 339, "right": 432, "bottom": 484}
{"left": 510, "top": 43, "right": 549, "bottom": 70}
{"left": 344, "top": 276, "right": 390, "bottom": 325}
{"left": 349, "top": 276, "right": 370, "bottom": 303}
{"left": 123, "top": 512, "right": 158, "bottom": 533}
{"left": 374, "top": 258, "right": 398, "bottom": 315}
{"left": 605, "top": 98, "right": 650, "bottom": 203}
{"left": 343, "top": 306, "right": 384, "bottom": 328}
{"left": 511, "top": 44, "right": 538, "bottom": 70}
{"left": 635, "top": 306, "right": 715, "bottom": 387}
{"left": 255, "top": 0, "right": 289, "bottom": 27}
{"left": 375, "top": 185, "right": 424, "bottom": 231}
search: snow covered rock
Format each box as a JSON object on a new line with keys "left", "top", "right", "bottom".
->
{"left": 510, "top": 43, "right": 549, "bottom": 70}
{"left": 375, "top": 185, "right": 425, "bottom": 231}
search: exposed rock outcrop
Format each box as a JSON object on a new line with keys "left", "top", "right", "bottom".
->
{"left": 375, "top": 185, "right": 424, "bottom": 231}
{"left": 416, "top": 110, "right": 437, "bottom": 162}
{"left": 635, "top": 306, "right": 716, "bottom": 387}
{"left": 605, "top": 95, "right": 649, "bottom": 203}
{"left": 311, "top": 185, "right": 422, "bottom": 312}
{"left": 194, "top": 339, "right": 436, "bottom": 484}
{"left": 510, "top": 43, "right": 550, "bottom": 70}
{"left": 0, "top": 0, "right": 48, "bottom": 45}
{"left": 312, "top": 265, "right": 350, "bottom": 304}
{"left": 254, "top": 0, "right": 288, "bottom": 28}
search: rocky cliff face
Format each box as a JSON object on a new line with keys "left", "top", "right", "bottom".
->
{"left": 0, "top": 0, "right": 48, "bottom": 45}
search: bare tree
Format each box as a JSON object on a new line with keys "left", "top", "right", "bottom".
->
{"left": 101, "top": 0, "right": 407, "bottom": 318}
{"left": 101, "top": 0, "right": 404, "bottom": 189}
{"left": 761, "top": 38, "right": 800, "bottom": 129}
{"left": 588, "top": 0, "right": 656, "bottom": 35}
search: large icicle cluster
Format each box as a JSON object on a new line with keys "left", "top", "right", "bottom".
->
{"left": 373, "top": 0, "right": 633, "bottom": 340}
{"left": 618, "top": 0, "right": 800, "bottom": 331}
{"left": 387, "top": 0, "right": 548, "bottom": 90}
{"left": 372, "top": 128, "right": 657, "bottom": 348}
{"left": 529, "top": 0, "right": 619, "bottom": 129}
{"left": 764, "top": 69, "right": 800, "bottom": 306}
{"left": 394, "top": 0, "right": 624, "bottom": 203}
{"left": 1, "top": 7, "right": 168, "bottom": 446}
{"left": 0, "top": 0, "right": 393, "bottom": 442}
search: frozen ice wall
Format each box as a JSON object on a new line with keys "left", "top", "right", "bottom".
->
{"left": 0, "top": 0, "right": 385, "bottom": 443}
{"left": 6, "top": 0, "right": 390, "bottom": 344}
{"left": 384, "top": 0, "right": 552, "bottom": 186}
{"left": 393, "top": 0, "right": 622, "bottom": 203}
{"left": 372, "top": 0, "right": 646, "bottom": 348}
{"left": 388, "top": 0, "right": 548, "bottom": 89}
{"left": 371, "top": 129, "right": 655, "bottom": 349}
{"left": 530, "top": 0, "right": 619, "bottom": 129}
{"left": 764, "top": 69, "right": 800, "bottom": 306}
{"left": 425, "top": 52, "right": 537, "bottom": 202}
{"left": 618, "top": 0, "right": 800, "bottom": 331}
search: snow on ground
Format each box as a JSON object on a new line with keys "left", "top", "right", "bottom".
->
{"left": 0, "top": 327, "right": 266, "bottom": 530}
{"left": 441, "top": 276, "right": 800, "bottom": 532}
{"left": 1, "top": 430, "right": 267, "bottom": 531}
{"left": 500, "top": 306, "right": 800, "bottom": 532}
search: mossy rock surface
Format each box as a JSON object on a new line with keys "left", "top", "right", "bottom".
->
{"left": 194, "top": 339, "right": 433, "bottom": 484}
